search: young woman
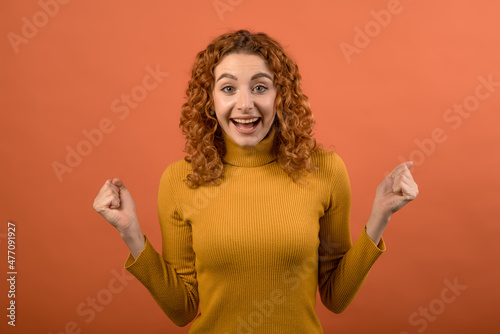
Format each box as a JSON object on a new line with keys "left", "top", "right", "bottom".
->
{"left": 93, "top": 30, "right": 418, "bottom": 333}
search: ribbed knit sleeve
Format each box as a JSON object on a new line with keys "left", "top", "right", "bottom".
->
{"left": 124, "top": 163, "right": 199, "bottom": 327}
{"left": 318, "top": 153, "right": 386, "bottom": 313}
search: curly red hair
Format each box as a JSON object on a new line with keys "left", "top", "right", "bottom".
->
{"left": 179, "top": 30, "right": 323, "bottom": 188}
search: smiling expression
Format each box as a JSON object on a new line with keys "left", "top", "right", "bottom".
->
{"left": 212, "top": 53, "right": 278, "bottom": 147}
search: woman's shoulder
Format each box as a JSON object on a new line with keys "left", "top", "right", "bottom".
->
{"left": 159, "top": 157, "right": 192, "bottom": 184}
{"left": 309, "top": 147, "right": 350, "bottom": 194}
{"left": 310, "top": 146, "right": 347, "bottom": 173}
{"left": 167, "top": 157, "right": 192, "bottom": 172}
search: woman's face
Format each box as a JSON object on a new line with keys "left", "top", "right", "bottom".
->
{"left": 212, "top": 53, "right": 277, "bottom": 147}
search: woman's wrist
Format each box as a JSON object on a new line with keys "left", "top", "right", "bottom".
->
{"left": 119, "top": 221, "right": 145, "bottom": 259}
{"left": 366, "top": 209, "right": 391, "bottom": 245}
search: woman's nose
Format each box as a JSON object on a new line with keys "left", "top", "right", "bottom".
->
{"left": 236, "top": 89, "right": 254, "bottom": 111}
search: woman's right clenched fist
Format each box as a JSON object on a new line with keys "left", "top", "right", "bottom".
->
{"left": 93, "top": 178, "right": 138, "bottom": 233}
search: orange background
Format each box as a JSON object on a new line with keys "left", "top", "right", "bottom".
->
{"left": 1, "top": 0, "right": 499, "bottom": 333}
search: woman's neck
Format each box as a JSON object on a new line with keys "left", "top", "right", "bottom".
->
{"left": 221, "top": 127, "right": 277, "bottom": 167}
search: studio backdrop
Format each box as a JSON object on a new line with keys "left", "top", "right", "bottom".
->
{"left": 1, "top": 1, "right": 499, "bottom": 333}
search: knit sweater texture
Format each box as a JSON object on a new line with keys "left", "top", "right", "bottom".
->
{"left": 124, "top": 126, "right": 386, "bottom": 333}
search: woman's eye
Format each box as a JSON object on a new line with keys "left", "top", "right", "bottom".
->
{"left": 221, "top": 86, "right": 234, "bottom": 93}
{"left": 254, "top": 85, "right": 268, "bottom": 93}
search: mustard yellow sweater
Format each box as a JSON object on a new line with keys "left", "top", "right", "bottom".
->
{"left": 124, "top": 127, "right": 385, "bottom": 333}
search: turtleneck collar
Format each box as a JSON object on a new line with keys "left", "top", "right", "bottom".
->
{"left": 221, "top": 127, "right": 277, "bottom": 167}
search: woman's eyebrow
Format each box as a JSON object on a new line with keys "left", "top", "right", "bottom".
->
{"left": 216, "top": 72, "right": 273, "bottom": 82}
{"left": 251, "top": 72, "right": 273, "bottom": 81}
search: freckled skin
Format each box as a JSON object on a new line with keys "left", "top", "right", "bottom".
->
{"left": 212, "top": 53, "right": 278, "bottom": 147}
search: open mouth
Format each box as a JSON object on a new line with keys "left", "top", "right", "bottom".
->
{"left": 231, "top": 117, "right": 261, "bottom": 130}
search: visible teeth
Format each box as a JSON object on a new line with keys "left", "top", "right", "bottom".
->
{"left": 232, "top": 118, "right": 259, "bottom": 124}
